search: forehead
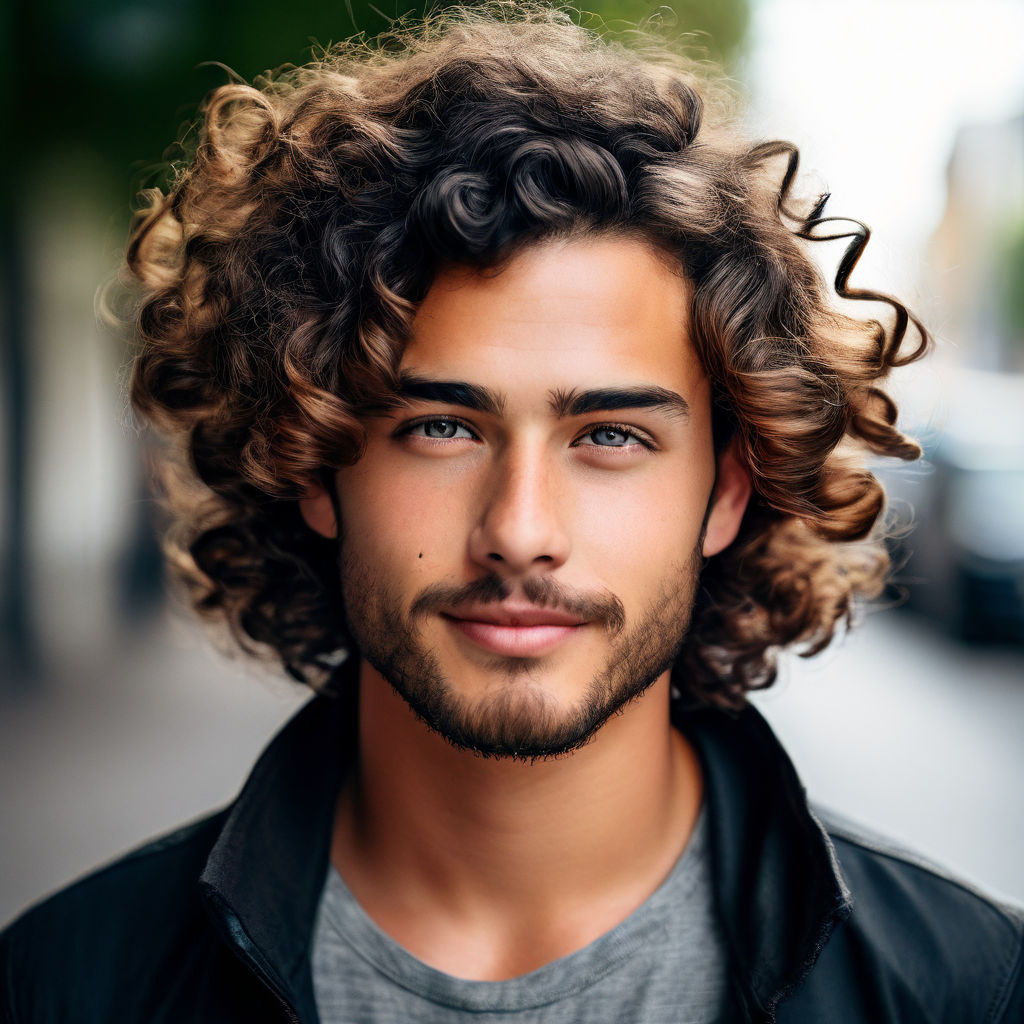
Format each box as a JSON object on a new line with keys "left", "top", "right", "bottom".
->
{"left": 402, "top": 235, "right": 706, "bottom": 395}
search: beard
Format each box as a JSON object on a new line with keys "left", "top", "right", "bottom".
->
{"left": 340, "top": 550, "right": 702, "bottom": 761}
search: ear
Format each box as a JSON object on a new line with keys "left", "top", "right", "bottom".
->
{"left": 298, "top": 480, "right": 338, "bottom": 539}
{"left": 702, "top": 440, "right": 752, "bottom": 558}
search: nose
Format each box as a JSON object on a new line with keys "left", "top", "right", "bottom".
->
{"left": 467, "top": 446, "right": 571, "bottom": 576}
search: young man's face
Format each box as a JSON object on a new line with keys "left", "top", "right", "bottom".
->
{"left": 303, "top": 234, "right": 749, "bottom": 757}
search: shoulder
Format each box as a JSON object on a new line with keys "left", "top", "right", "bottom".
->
{"left": 824, "top": 811, "right": 1024, "bottom": 950}
{"left": 1, "top": 810, "right": 230, "bottom": 1023}
{"left": 799, "top": 810, "right": 1024, "bottom": 1023}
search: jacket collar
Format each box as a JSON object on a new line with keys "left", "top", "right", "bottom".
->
{"left": 199, "top": 660, "right": 850, "bottom": 1023}
{"left": 199, "top": 679, "right": 358, "bottom": 1023}
{"left": 677, "top": 705, "right": 852, "bottom": 1019}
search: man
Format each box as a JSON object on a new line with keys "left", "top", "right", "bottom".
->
{"left": 3, "top": 7, "right": 1022, "bottom": 1022}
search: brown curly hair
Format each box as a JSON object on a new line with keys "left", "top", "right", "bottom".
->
{"left": 126, "top": 4, "right": 929, "bottom": 708}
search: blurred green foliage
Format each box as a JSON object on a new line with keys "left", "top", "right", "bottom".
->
{"left": 9, "top": 0, "right": 747, "bottom": 210}
{"left": 581, "top": 0, "right": 747, "bottom": 63}
{"left": 999, "top": 219, "right": 1024, "bottom": 354}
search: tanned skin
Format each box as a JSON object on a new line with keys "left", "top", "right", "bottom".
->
{"left": 300, "top": 235, "right": 751, "bottom": 981}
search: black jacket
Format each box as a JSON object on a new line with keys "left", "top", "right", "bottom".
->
{"left": 3, "top": 676, "right": 1023, "bottom": 1023}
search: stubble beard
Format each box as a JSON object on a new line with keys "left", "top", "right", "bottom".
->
{"left": 339, "top": 543, "right": 703, "bottom": 761}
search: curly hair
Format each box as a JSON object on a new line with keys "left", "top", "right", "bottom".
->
{"left": 126, "top": 4, "right": 929, "bottom": 708}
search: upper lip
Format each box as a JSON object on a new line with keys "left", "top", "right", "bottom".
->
{"left": 443, "top": 604, "right": 587, "bottom": 627}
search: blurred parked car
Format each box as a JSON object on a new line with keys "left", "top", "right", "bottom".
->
{"left": 882, "top": 369, "right": 1024, "bottom": 645}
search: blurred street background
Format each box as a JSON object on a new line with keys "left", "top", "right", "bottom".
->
{"left": 2, "top": 0, "right": 1023, "bottom": 924}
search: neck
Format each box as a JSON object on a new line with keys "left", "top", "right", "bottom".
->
{"left": 330, "top": 661, "right": 703, "bottom": 980}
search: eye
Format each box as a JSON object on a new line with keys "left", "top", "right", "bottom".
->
{"left": 585, "top": 427, "right": 633, "bottom": 447}
{"left": 573, "top": 424, "right": 654, "bottom": 450}
{"left": 403, "top": 417, "right": 477, "bottom": 440}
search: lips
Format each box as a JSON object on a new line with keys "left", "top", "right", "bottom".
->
{"left": 442, "top": 604, "right": 587, "bottom": 657}
{"left": 445, "top": 604, "right": 585, "bottom": 628}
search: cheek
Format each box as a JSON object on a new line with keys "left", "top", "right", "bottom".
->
{"left": 571, "top": 463, "right": 712, "bottom": 598}
{"left": 336, "top": 456, "right": 471, "bottom": 575}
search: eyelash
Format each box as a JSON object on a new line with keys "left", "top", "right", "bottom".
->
{"left": 398, "top": 417, "right": 478, "bottom": 442}
{"left": 398, "top": 417, "right": 658, "bottom": 451}
{"left": 571, "top": 422, "right": 657, "bottom": 451}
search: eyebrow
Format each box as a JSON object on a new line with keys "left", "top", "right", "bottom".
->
{"left": 548, "top": 385, "right": 690, "bottom": 420}
{"left": 396, "top": 373, "right": 506, "bottom": 416}
{"left": 395, "top": 373, "right": 689, "bottom": 421}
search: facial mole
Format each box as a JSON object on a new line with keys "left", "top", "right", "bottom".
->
{"left": 418, "top": 552, "right": 423, "bottom": 558}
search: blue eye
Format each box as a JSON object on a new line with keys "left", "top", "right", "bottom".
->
{"left": 407, "top": 418, "right": 475, "bottom": 440}
{"left": 576, "top": 425, "right": 649, "bottom": 448}
{"left": 572, "top": 423, "right": 657, "bottom": 453}
{"left": 586, "top": 427, "right": 634, "bottom": 447}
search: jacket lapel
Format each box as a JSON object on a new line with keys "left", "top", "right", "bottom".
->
{"left": 199, "top": 665, "right": 360, "bottom": 1022}
{"left": 680, "top": 704, "right": 852, "bottom": 1021}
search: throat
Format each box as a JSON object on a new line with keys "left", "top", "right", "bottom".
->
{"left": 328, "top": 671, "right": 703, "bottom": 980}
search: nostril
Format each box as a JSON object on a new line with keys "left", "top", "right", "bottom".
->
{"left": 488, "top": 552, "right": 505, "bottom": 562}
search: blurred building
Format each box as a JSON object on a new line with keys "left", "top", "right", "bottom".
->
{"left": 929, "top": 112, "right": 1024, "bottom": 372}
{"left": 889, "top": 109, "right": 1024, "bottom": 644}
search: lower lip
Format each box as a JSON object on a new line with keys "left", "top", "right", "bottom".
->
{"left": 445, "top": 617, "right": 584, "bottom": 657}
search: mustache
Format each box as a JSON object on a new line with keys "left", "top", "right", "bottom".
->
{"left": 410, "top": 574, "right": 626, "bottom": 635}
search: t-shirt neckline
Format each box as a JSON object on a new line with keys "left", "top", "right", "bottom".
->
{"left": 315, "top": 806, "right": 708, "bottom": 1012}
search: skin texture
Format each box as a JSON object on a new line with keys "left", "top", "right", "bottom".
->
{"left": 300, "top": 234, "right": 751, "bottom": 979}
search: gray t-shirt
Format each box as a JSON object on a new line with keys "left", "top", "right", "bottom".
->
{"left": 311, "top": 808, "right": 729, "bottom": 1023}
